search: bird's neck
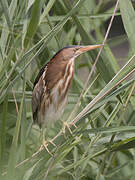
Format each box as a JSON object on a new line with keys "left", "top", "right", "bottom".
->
{"left": 46, "top": 58, "right": 74, "bottom": 91}
{"left": 46, "top": 58, "right": 74, "bottom": 106}
{"left": 62, "top": 58, "right": 74, "bottom": 95}
{"left": 51, "top": 58, "right": 74, "bottom": 112}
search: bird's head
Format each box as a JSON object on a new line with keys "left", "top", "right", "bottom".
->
{"left": 56, "top": 44, "right": 103, "bottom": 61}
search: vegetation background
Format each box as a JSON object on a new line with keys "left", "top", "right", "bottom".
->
{"left": 0, "top": 0, "right": 135, "bottom": 179}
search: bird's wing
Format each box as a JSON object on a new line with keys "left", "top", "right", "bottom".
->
{"left": 32, "top": 65, "right": 47, "bottom": 122}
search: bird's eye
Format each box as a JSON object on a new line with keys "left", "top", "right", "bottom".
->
{"left": 74, "top": 48, "right": 79, "bottom": 52}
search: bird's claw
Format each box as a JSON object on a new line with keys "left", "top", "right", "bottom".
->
{"left": 48, "top": 139, "right": 57, "bottom": 147}
{"left": 62, "top": 121, "right": 77, "bottom": 135}
{"left": 40, "top": 140, "right": 52, "bottom": 156}
{"left": 38, "top": 139, "right": 56, "bottom": 156}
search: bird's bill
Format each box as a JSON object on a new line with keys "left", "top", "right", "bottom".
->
{"left": 79, "top": 44, "right": 103, "bottom": 53}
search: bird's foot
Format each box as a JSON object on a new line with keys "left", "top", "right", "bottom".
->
{"left": 47, "top": 139, "right": 57, "bottom": 149}
{"left": 38, "top": 139, "right": 56, "bottom": 156}
{"left": 62, "top": 121, "right": 77, "bottom": 135}
{"left": 39, "top": 140, "right": 52, "bottom": 156}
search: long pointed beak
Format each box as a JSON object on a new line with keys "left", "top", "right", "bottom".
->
{"left": 79, "top": 44, "right": 103, "bottom": 53}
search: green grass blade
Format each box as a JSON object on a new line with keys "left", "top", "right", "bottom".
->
{"left": 0, "top": 0, "right": 11, "bottom": 28}
{"left": 6, "top": 84, "right": 26, "bottom": 179}
{"left": 0, "top": 95, "right": 8, "bottom": 168}
{"left": 40, "top": 0, "right": 56, "bottom": 24}
{"left": 120, "top": 0, "right": 135, "bottom": 51}
{"left": 23, "top": 0, "right": 43, "bottom": 48}
{"left": 73, "top": 54, "right": 135, "bottom": 123}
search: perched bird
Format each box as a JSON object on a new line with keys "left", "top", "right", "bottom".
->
{"left": 32, "top": 44, "right": 102, "bottom": 153}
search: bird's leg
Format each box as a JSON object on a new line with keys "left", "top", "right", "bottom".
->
{"left": 62, "top": 121, "right": 77, "bottom": 135}
{"left": 39, "top": 128, "right": 51, "bottom": 155}
{"left": 39, "top": 127, "right": 57, "bottom": 156}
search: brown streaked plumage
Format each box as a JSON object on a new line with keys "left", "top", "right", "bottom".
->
{"left": 32, "top": 45, "right": 102, "bottom": 153}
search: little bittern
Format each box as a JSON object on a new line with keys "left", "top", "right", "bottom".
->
{"left": 32, "top": 44, "right": 102, "bottom": 153}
